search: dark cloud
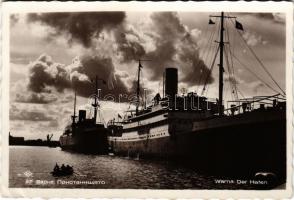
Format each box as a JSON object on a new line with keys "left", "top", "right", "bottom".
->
{"left": 224, "top": 76, "right": 240, "bottom": 85}
{"left": 10, "top": 52, "right": 33, "bottom": 65}
{"left": 71, "top": 55, "right": 131, "bottom": 98}
{"left": 27, "top": 54, "right": 131, "bottom": 101}
{"left": 48, "top": 120, "right": 59, "bottom": 128}
{"left": 127, "top": 79, "right": 154, "bottom": 102}
{"left": 60, "top": 94, "right": 74, "bottom": 104}
{"left": 15, "top": 92, "right": 58, "bottom": 104}
{"left": 27, "top": 12, "right": 126, "bottom": 47}
{"left": 10, "top": 105, "right": 53, "bottom": 121}
{"left": 115, "top": 28, "right": 146, "bottom": 63}
{"left": 140, "top": 12, "right": 213, "bottom": 86}
{"left": 28, "top": 54, "right": 71, "bottom": 93}
{"left": 178, "top": 34, "right": 213, "bottom": 85}
{"left": 26, "top": 12, "right": 213, "bottom": 91}
{"left": 253, "top": 82, "right": 266, "bottom": 93}
{"left": 239, "top": 12, "right": 285, "bottom": 24}
{"left": 181, "top": 58, "right": 213, "bottom": 86}
{"left": 143, "top": 12, "right": 184, "bottom": 80}
{"left": 251, "top": 13, "right": 276, "bottom": 20}
{"left": 26, "top": 12, "right": 145, "bottom": 63}
{"left": 10, "top": 14, "right": 20, "bottom": 26}
{"left": 25, "top": 12, "right": 143, "bottom": 98}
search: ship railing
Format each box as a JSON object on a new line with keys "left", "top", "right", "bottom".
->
{"left": 224, "top": 93, "right": 285, "bottom": 116}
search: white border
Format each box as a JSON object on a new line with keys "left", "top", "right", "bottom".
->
{"left": 1, "top": 1, "right": 293, "bottom": 198}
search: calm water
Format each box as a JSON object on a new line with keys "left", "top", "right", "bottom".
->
{"left": 10, "top": 146, "right": 255, "bottom": 189}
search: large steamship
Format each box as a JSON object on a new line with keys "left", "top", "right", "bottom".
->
{"left": 108, "top": 12, "right": 286, "bottom": 180}
{"left": 59, "top": 76, "right": 109, "bottom": 154}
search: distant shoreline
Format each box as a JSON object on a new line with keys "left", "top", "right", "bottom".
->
{"left": 9, "top": 143, "right": 60, "bottom": 147}
{"left": 9, "top": 133, "right": 60, "bottom": 147}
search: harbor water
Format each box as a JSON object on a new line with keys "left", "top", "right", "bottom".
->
{"left": 9, "top": 146, "right": 262, "bottom": 189}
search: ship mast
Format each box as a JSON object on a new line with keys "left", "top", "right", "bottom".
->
{"left": 135, "top": 59, "right": 151, "bottom": 115}
{"left": 136, "top": 60, "right": 143, "bottom": 115}
{"left": 162, "top": 71, "right": 165, "bottom": 98}
{"left": 210, "top": 12, "right": 235, "bottom": 115}
{"left": 92, "top": 76, "right": 106, "bottom": 123}
{"left": 92, "top": 75, "right": 99, "bottom": 123}
{"left": 219, "top": 12, "right": 224, "bottom": 116}
{"left": 71, "top": 90, "right": 77, "bottom": 124}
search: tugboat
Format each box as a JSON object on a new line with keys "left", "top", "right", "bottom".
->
{"left": 107, "top": 12, "right": 286, "bottom": 185}
{"left": 59, "top": 76, "right": 109, "bottom": 154}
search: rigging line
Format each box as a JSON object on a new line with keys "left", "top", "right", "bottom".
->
{"left": 225, "top": 47, "right": 238, "bottom": 101}
{"left": 195, "top": 19, "right": 216, "bottom": 90}
{"left": 198, "top": 22, "right": 220, "bottom": 95}
{"left": 199, "top": 18, "right": 214, "bottom": 58}
{"left": 224, "top": 13, "right": 238, "bottom": 100}
{"left": 196, "top": 19, "right": 219, "bottom": 92}
{"left": 224, "top": 46, "right": 236, "bottom": 101}
{"left": 223, "top": 21, "right": 234, "bottom": 100}
{"left": 140, "top": 69, "right": 148, "bottom": 108}
{"left": 226, "top": 21, "right": 236, "bottom": 87}
{"left": 227, "top": 13, "right": 237, "bottom": 65}
{"left": 226, "top": 15, "right": 248, "bottom": 100}
{"left": 226, "top": 13, "right": 238, "bottom": 90}
{"left": 230, "top": 50, "right": 281, "bottom": 94}
{"left": 235, "top": 85, "right": 246, "bottom": 99}
{"left": 224, "top": 47, "right": 237, "bottom": 101}
{"left": 223, "top": 77, "right": 231, "bottom": 102}
{"left": 223, "top": 80, "right": 229, "bottom": 102}
{"left": 139, "top": 67, "right": 145, "bottom": 101}
{"left": 201, "top": 46, "right": 220, "bottom": 96}
{"left": 225, "top": 19, "right": 239, "bottom": 100}
{"left": 228, "top": 18, "right": 285, "bottom": 95}
{"left": 203, "top": 79, "right": 210, "bottom": 97}
{"left": 228, "top": 13, "right": 237, "bottom": 58}
{"left": 198, "top": 42, "right": 219, "bottom": 95}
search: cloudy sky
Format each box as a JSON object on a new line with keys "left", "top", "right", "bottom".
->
{"left": 9, "top": 11, "right": 286, "bottom": 140}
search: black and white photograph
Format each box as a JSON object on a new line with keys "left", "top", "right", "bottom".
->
{"left": 2, "top": 1, "right": 293, "bottom": 198}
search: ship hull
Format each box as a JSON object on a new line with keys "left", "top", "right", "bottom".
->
{"left": 110, "top": 111, "right": 286, "bottom": 181}
{"left": 60, "top": 129, "right": 109, "bottom": 154}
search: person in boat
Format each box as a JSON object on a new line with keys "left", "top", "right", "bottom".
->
{"left": 65, "top": 164, "right": 72, "bottom": 171}
{"left": 61, "top": 164, "right": 66, "bottom": 171}
{"left": 54, "top": 163, "right": 60, "bottom": 172}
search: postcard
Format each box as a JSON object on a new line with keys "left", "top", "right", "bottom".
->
{"left": 1, "top": 1, "right": 293, "bottom": 198}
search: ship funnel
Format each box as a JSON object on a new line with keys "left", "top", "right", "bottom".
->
{"left": 79, "top": 110, "right": 86, "bottom": 122}
{"left": 165, "top": 68, "right": 178, "bottom": 100}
